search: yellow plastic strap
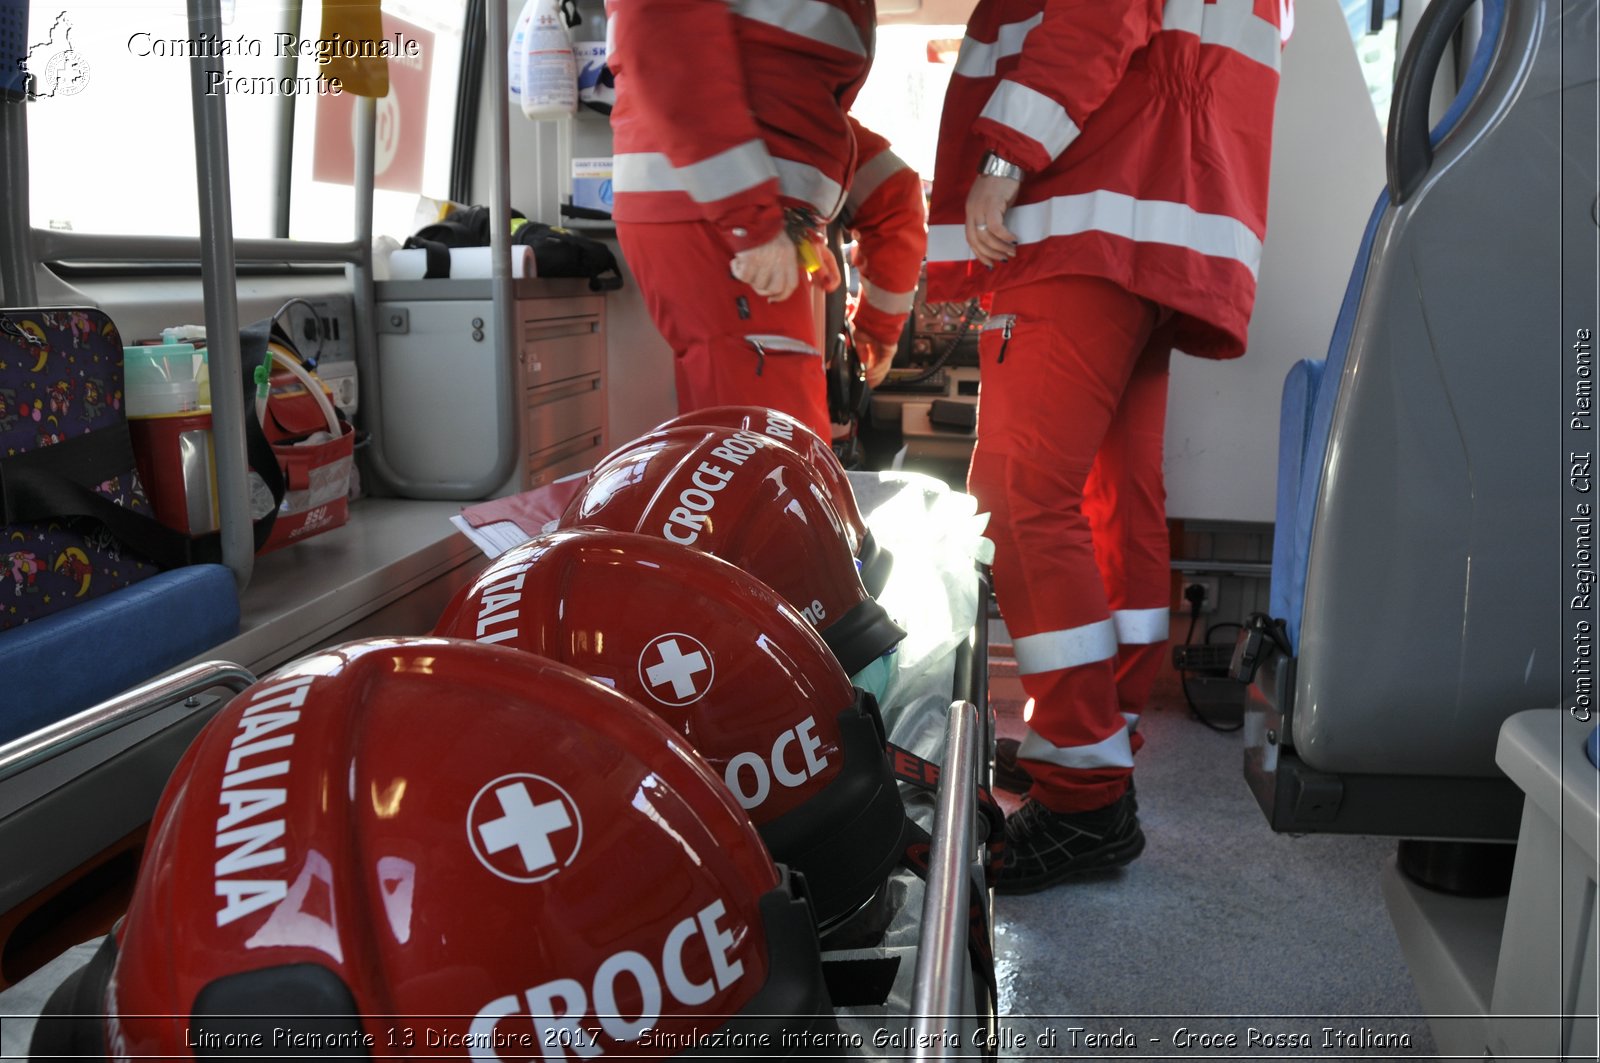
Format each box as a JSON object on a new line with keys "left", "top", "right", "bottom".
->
{"left": 320, "top": 0, "right": 390, "bottom": 98}
{"left": 797, "top": 239, "right": 822, "bottom": 275}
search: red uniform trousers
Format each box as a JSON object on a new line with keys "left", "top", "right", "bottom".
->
{"left": 969, "top": 274, "right": 1173, "bottom": 814}
{"left": 618, "top": 219, "right": 832, "bottom": 443}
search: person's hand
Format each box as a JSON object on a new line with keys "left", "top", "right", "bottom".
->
{"left": 730, "top": 231, "right": 800, "bottom": 302}
{"left": 965, "top": 173, "right": 1020, "bottom": 268}
{"left": 857, "top": 333, "right": 895, "bottom": 389}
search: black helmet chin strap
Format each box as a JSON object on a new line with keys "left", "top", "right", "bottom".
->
{"left": 30, "top": 933, "right": 119, "bottom": 1062}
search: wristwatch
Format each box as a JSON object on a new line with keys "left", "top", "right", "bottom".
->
{"left": 977, "top": 150, "right": 1024, "bottom": 181}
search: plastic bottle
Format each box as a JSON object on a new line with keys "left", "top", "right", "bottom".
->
{"left": 507, "top": 0, "right": 535, "bottom": 109}
{"left": 509, "top": 0, "right": 577, "bottom": 118}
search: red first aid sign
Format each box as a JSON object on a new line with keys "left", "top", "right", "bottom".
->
{"left": 311, "top": 13, "right": 433, "bottom": 193}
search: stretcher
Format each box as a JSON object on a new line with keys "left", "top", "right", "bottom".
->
{"left": 0, "top": 471, "right": 997, "bottom": 1061}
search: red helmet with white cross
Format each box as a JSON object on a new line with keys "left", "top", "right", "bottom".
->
{"left": 654, "top": 406, "right": 893, "bottom": 596}
{"left": 433, "top": 530, "right": 907, "bottom": 929}
{"left": 31, "top": 639, "right": 837, "bottom": 1060}
{"left": 559, "top": 425, "right": 903, "bottom": 678}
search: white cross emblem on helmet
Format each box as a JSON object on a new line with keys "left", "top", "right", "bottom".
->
{"left": 467, "top": 774, "right": 584, "bottom": 883}
{"left": 639, "top": 633, "right": 714, "bottom": 707}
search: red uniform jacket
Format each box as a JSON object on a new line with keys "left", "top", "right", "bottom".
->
{"left": 844, "top": 119, "right": 927, "bottom": 349}
{"left": 926, "top": 0, "right": 1290, "bottom": 359}
{"left": 606, "top": 0, "right": 876, "bottom": 253}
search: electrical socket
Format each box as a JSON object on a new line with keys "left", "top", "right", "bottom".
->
{"left": 317, "top": 361, "right": 359, "bottom": 415}
{"left": 1183, "top": 576, "right": 1219, "bottom": 614}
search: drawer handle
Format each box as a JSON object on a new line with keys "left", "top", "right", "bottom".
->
{"left": 528, "top": 376, "right": 601, "bottom": 405}
{"left": 531, "top": 431, "right": 604, "bottom": 469}
{"left": 523, "top": 318, "right": 600, "bottom": 342}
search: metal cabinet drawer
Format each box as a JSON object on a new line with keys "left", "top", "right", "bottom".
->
{"left": 525, "top": 375, "right": 604, "bottom": 456}
{"left": 525, "top": 432, "right": 606, "bottom": 489}
{"left": 521, "top": 315, "right": 602, "bottom": 386}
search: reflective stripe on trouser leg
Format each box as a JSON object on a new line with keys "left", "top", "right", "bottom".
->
{"left": 966, "top": 275, "right": 1158, "bottom": 814}
{"left": 616, "top": 218, "right": 831, "bottom": 441}
{"left": 1085, "top": 335, "right": 1174, "bottom": 720}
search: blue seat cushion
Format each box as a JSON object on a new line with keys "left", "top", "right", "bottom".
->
{"left": 0, "top": 564, "right": 240, "bottom": 745}
{"left": 1270, "top": 358, "right": 1324, "bottom": 635}
{"left": 1276, "top": 192, "right": 1386, "bottom": 653}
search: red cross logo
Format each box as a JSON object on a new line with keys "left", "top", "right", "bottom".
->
{"left": 467, "top": 774, "right": 583, "bottom": 883}
{"left": 638, "top": 633, "right": 714, "bottom": 707}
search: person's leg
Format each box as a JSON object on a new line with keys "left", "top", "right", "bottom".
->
{"left": 616, "top": 220, "right": 831, "bottom": 441}
{"left": 1083, "top": 335, "right": 1174, "bottom": 752}
{"left": 968, "top": 275, "right": 1156, "bottom": 840}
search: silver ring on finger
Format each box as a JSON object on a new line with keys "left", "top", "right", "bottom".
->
{"left": 976, "top": 222, "right": 988, "bottom": 231}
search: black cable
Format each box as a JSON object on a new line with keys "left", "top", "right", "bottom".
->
{"left": 1206, "top": 621, "right": 1243, "bottom": 644}
{"left": 1179, "top": 596, "right": 1243, "bottom": 733}
{"left": 887, "top": 297, "right": 982, "bottom": 387}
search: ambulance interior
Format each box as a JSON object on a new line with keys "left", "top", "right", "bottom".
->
{"left": 1, "top": 0, "right": 1597, "bottom": 1059}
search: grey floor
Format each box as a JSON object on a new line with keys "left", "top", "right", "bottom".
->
{"left": 989, "top": 646, "right": 1439, "bottom": 1060}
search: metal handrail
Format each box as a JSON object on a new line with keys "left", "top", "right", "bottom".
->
{"left": 0, "top": 94, "right": 35, "bottom": 305}
{"left": 32, "top": 229, "right": 364, "bottom": 266}
{"left": 910, "top": 698, "right": 980, "bottom": 1059}
{"left": 187, "top": 0, "right": 254, "bottom": 590}
{"left": 0, "top": 660, "right": 256, "bottom": 782}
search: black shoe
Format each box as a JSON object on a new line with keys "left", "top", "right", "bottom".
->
{"left": 996, "top": 792, "right": 1145, "bottom": 895}
{"left": 993, "top": 739, "right": 1137, "bottom": 811}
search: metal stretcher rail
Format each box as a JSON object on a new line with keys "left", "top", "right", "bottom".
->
{"left": 0, "top": 660, "right": 256, "bottom": 783}
{"left": 909, "top": 698, "right": 979, "bottom": 1060}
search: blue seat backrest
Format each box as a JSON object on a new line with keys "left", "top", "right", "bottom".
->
{"left": 0, "top": 564, "right": 239, "bottom": 744}
{"left": 1271, "top": 0, "right": 1506, "bottom": 653}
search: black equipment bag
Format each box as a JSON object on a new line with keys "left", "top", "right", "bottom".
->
{"left": 404, "top": 204, "right": 624, "bottom": 293}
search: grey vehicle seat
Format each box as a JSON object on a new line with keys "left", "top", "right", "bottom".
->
{"left": 1251, "top": 0, "right": 1598, "bottom": 841}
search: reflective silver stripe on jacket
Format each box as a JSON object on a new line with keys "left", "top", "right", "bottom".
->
{"left": 1112, "top": 607, "right": 1170, "bottom": 644}
{"left": 953, "top": 13, "right": 1042, "bottom": 78}
{"left": 953, "top": 0, "right": 1279, "bottom": 83}
{"left": 730, "top": 0, "right": 869, "bottom": 56}
{"left": 614, "top": 140, "right": 777, "bottom": 203}
{"left": 1013, "top": 618, "right": 1118, "bottom": 675}
{"left": 1163, "top": 0, "right": 1282, "bottom": 72}
{"left": 845, "top": 148, "right": 909, "bottom": 216}
{"left": 860, "top": 279, "right": 916, "bottom": 315}
{"left": 774, "top": 157, "right": 846, "bottom": 219}
{"left": 1018, "top": 724, "right": 1135, "bottom": 770}
{"left": 616, "top": 148, "right": 843, "bottom": 218}
{"left": 927, "top": 189, "right": 1264, "bottom": 277}
{"left": 979, "top": 79, "right": 1081, "bottom": 161}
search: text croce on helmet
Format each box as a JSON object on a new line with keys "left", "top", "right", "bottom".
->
{"left": 435, "top": 529, "right": 907, "bottom": 929}
{"left": 655, "top": 406, "right": 893, "bottom": 597}
{"left": 560, "top": 425, "right": 904, "bottom": 678}
{"left": 30, "top": 639, "right": 835, "bottom": 1061}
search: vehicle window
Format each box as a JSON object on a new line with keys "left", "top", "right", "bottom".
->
{"left": 287, "top": 0, "right": 469, "bottom": 243}
{"left": 24, "top": 0, "right": 466, "bottom": 243}
{"left": 851, "top": 24, "right": 966, "bottom": 182}
{"left": 1343, "top": 0, "right": 1403, "bottom": 127}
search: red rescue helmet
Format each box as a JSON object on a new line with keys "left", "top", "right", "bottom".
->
{"left": 435, "top": 529, "right": 907, "bottom": 928}
{"left": 32, "top": 639, "right": 835, "bottom": 1059}
{"left": 654, "top": 406, "right": 893, "bottom": 597}
{"left": 560, "top": 425, "right": 904, "bottom": 677}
